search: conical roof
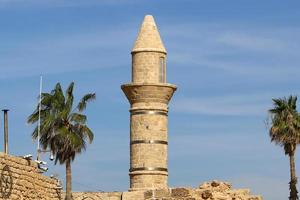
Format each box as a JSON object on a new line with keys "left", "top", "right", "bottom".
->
{"left": 132, "top": 15, "right": 167, "bottom": 53}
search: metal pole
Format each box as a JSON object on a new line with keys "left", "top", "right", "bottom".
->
{"left": 2, "top": 109, "right": 9, "bottom": 154}
{"left": 37, "top": 75, "right": 42, "bottom": 160}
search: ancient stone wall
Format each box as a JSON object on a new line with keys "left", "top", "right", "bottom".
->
{"left": 132, "top": 52, "right": 166, "bottom": 83}
{"left": 0, "top": 152, "right": 62, "bottom": 200}
{"left": 68, "top": 181, "right": 262, "bottom": 200}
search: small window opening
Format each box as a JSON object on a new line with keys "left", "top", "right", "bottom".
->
{"left": 159, "top": 57, "right": 166, "bottom": 83}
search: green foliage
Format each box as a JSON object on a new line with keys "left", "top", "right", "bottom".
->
{"left": 269, "top": 95, "right": 300, "bottom": 154}
{"left": 269, "top": 95, "right": 300, "bottom": 200}
{"left": 27, "top": 82, "right": 96, "bottom": 165}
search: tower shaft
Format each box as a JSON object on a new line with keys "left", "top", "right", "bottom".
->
{"left": 122, "top": 15, "right": 176, "bottom": 191}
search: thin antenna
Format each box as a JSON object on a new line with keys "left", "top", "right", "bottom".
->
{"left": 37, "top": 75, "right": 42, "bottom": 160}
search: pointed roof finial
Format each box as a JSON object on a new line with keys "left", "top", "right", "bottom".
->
{"left": 132, "top": 15, "right": 167, "bottom": 54}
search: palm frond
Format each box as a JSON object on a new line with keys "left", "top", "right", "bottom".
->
{"left": 77, "top": 93, "right": 96, "bottom": 112}
{"left": 268, "top": 95, "right": 300, "bottom": 154}
{"left": 52, "top": 83, "right": 65, "bottom": 111}
{"left": 81, "top": 125, "right": 94, "bottom": 143}
{"left": 64, "top": 82, "right": 74, "bottom": 118}
{"left": 28, "top": 82, "right": 95, "bottom": 166}
{"left": 69, "top": 113, "right": 87, "bottom": 124}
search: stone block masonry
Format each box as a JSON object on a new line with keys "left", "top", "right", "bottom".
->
{"left": 67, "top": 180, "right": 262, "bottom": 200}
{"left": 122, "top": 14, "right": 177, "bottom": 191}
{"left": 0, "top": 152, "right": 61, "bottom": 200}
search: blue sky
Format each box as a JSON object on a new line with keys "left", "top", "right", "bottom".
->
{"left": 0, "top": 0, "right": 300, "bottom": 199}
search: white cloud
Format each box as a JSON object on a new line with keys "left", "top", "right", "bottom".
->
{"left": 217, "top": 32, "right": 287, "bottom": 52}
{"left": 165, "top": 22, "right": 300, "bottom": 79}
{"left": 1, "top": 19, "right": 300, "bottom": 82}
{"left": 173, "top": 93, "right": 272, "bottom": 116}
{"left": 0, "top": 26, "right": 136, "bottom": 79}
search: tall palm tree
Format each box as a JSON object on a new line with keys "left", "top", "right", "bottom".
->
{"left": 269, "top": 95, "right": 300, "bottom": 200}
{"left": 28, "top": 82, "right": 96, "bottom": 200}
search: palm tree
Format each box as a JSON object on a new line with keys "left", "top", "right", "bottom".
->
{"left": 28, "top": 82, "right": 96, "bottom": 200}
{"left": 269, "top": 95, "right": 300, "bottom": 200}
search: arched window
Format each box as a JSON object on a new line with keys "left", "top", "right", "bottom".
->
{"left": 159, "top": 57, "right": 166, "bottom": 83}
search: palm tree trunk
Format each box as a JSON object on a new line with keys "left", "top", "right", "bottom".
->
{"left": 65, "top": 159, "right": 72, "bottom": 200}
{"left": 289, "top": 150, "right": 298, "bottom": 200}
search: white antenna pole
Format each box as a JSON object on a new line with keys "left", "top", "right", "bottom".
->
{"left": 37, "top": 75, "right": 42, "bottom": 160}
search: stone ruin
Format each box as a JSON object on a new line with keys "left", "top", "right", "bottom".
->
{"left": 67, "top": 181, "right": 261, "bottom": 200}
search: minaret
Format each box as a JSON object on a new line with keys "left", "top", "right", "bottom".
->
{"left": 121, "top": 15, "right": 177, "bottom": 191}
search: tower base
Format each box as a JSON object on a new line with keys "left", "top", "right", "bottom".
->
{"left": 129, "top": 170, "right": 168, "bottom": 191}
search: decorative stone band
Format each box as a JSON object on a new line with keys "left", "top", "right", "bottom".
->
{"left": 130, "top": 110, "right": 168, "bottom": 116}
{"left": 121, "top": 83, "right": 177, "bottom": 105}
{"left": 131, "top": 140, "right": 168, "bottom": 145}
{"left": 131, "top": 48, "right": 167, "bottom": 54}
{"left": 129, "top": 167, "right": 168, "bottom": 172}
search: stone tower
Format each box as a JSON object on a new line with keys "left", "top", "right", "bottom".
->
{"left": 121, "top": 15, "right": 177, "bottom": 191}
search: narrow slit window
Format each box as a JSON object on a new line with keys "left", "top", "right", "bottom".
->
{"left": 131, "top": 60, "right": 134, "bottom": 82}
{"left": 159, "top": 57, "right": 166, "bottom": 83}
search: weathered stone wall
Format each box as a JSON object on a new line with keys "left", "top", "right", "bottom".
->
{"left": 0, "top": 152, "right": 61, "bottom": 200}
{"left": 132, "top": 51, "right": 166, "bottom": 83}
{"left": 68, "top": 181, "right": 262, "bottom": 200}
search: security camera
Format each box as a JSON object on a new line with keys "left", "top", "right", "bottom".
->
{"left": 55, "top": 185, "right": 63, "bottom": 190}
{"left": 23, "top": 154, "right": 33, "bottom": 160}
{"left": 39, "top": 166, "right": 48, "bottom": 172}
{"left": 35, "top": 160, "right": 47, "bottom": 165}
{"left": 56, "top": 180, "right": 63, "bottom": 189}
{"left": 49, "top": 153, "right": 54, "bottom": 161}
